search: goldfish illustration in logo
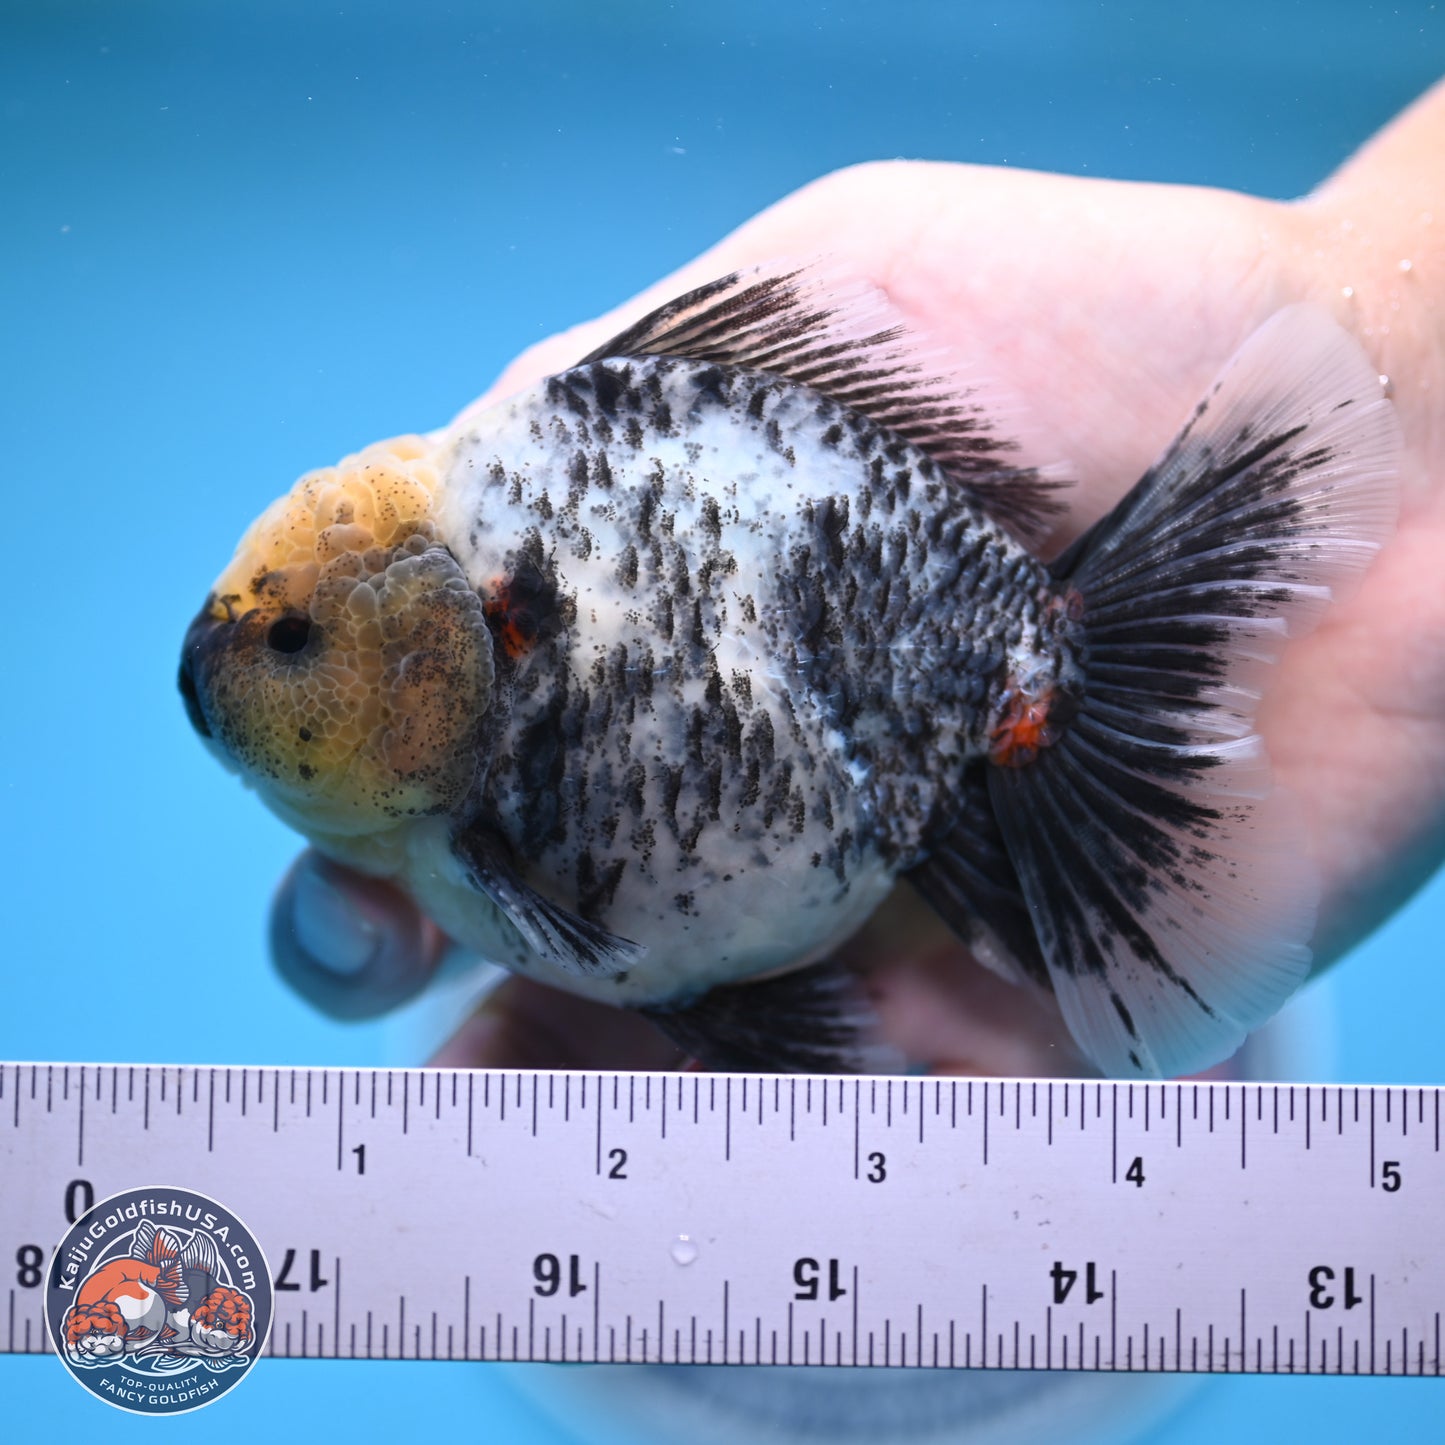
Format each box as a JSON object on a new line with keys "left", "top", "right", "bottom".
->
{"left": 62, "top": 1219, "right": 253, "bottom": 1364}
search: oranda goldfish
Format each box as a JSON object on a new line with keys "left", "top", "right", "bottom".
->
{"left": 179, "top": 268, "right": 1399, "bottom": 1077}
{"left": 62, "top": 1220, "right": 248, "bottom": 1360}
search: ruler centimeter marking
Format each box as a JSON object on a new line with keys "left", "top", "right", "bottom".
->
{"left": 1, "top": 1063, "right": 1441, "bottom": 1375}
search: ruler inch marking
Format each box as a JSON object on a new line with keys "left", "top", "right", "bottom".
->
{"left": 594, "top": 1072, "right": 603, "bottom": 1175}
{"left": 5, "top": 1067, "right": 1443, "bottom": 1377}
{"left": 1370, "top": 1089, "right": 1377, "bottom": 1187}
{"left": 852, "top": 1078, "right": 860, "bottom": 1180}
{"left": 1111, "top": 1084, "right": 1118, "bottom": 1183}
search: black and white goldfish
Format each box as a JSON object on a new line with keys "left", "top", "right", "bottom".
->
{"left": 179, "top": 269, "right": 1399, "bottom": 1077}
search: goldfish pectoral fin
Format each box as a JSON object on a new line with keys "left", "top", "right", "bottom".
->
{"left": 989, "top": 305, "right": 1401, "bottom": 1080}
{"left": 641, "top": 961, "right": 904, "bottom": 1075}
{"left": 907, "top": 764, "right": 1050, "bottom": 991}
{"left": 452, "top": 826, "right": 645, "bottom": 978}
{"left": 579, "top": 263, "right": 1067, "bottom": 543}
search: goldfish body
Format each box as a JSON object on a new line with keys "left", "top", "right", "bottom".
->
{"left": 181, "top": 269, "right": 1399, "bottom": 1076}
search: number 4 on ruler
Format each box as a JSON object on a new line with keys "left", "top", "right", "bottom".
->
{"left": 1052, "top": 1262, "right": 1105, "bottom": 1305}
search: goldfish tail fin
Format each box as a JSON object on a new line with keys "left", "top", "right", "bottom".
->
{"left": 148, "top": 1229, "right": 182, "bottom": 1266}
{"left": 988, "top": 305, "right": 1399, "bottom": 1078}
{"left": 131, "top": 1220, "right": 157, "bottom": 1263}
{"left": 181, "top": 1231, "right": 219, "bottom": 1277}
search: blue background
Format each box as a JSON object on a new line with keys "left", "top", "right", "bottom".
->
{"left": 2, "top": 1, "right": 1443, "bottom": 1439}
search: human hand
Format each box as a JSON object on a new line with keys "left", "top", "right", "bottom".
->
{"left": 270, "top": 80, "right": 1445, "bottom": 1076}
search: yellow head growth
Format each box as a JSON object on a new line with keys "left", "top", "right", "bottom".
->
{"left": 184, "top": 437, "right": 494, "bottom": 837}
{"left": 211, "top": 436, "right": 444, "bottom": 617}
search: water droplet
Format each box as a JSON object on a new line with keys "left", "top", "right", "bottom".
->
{"left": 1340, "top": 285, "right": 1355, "bottom": 299}
{"left": 670, "top": 1235, "right": 698, "bottom": 1266}
{"left": 1398, "top": 258, "right": 1414, "bottom": 274}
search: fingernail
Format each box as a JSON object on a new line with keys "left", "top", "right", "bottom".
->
{"left": 290, "top": 862, "right": 380, "bottom": 976}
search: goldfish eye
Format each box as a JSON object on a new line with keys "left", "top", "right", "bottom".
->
{"left": 266, "top": 615, "right": 313, "bottom": 655}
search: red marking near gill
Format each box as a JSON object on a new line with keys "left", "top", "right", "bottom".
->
{"left": 484, "top": 577, "right": 539, "bottom": 660}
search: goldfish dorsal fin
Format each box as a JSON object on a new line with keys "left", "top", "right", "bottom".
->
{"left": 580, "top": 263, "right": 1067, "bottom": 542}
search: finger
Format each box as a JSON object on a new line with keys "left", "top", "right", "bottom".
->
{"left": 838, "top": 888, "right": 1090, "bottom": 1078}
{"left": 452, "top": 163, "right": 1016, "bottom": 418}
{"left": 453, "top": 160, "right": 1290, "bottom": 532}
{"left": 430, "top": 975, "right": 686, "bottom": 1071}
{"left": 878, "top": 949, "right": 1091, "bottom": 1079}
{"left": 270, "top": 850, "right": 447, "bottom": 1020}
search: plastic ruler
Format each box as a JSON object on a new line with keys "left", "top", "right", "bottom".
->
{"left": 2, "top": 1062, "right": 1441, "bottom": 1376}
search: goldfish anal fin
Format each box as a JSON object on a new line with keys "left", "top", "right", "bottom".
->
{"left": 908, "top": 764, "right": 1049, "bottom": 990}
{"left": 642, "top": 959, "right": 903, "bottom": 1075}
{"left": 579, "top": 264, "right": 1067, "bottom": 542}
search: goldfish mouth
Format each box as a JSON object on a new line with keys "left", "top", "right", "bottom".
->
{"left": 178, "top": 597, "right": 329, "bottom": 775}
{"left": 178, "top": 605, "right": 221, "bottom": 741}
{"left": 180, "top": 601, "right": 318, "bottom": 753}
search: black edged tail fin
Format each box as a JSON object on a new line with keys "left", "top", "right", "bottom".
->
{"left": 989, "top": 306, "right": 1400, "bottom": 1078}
